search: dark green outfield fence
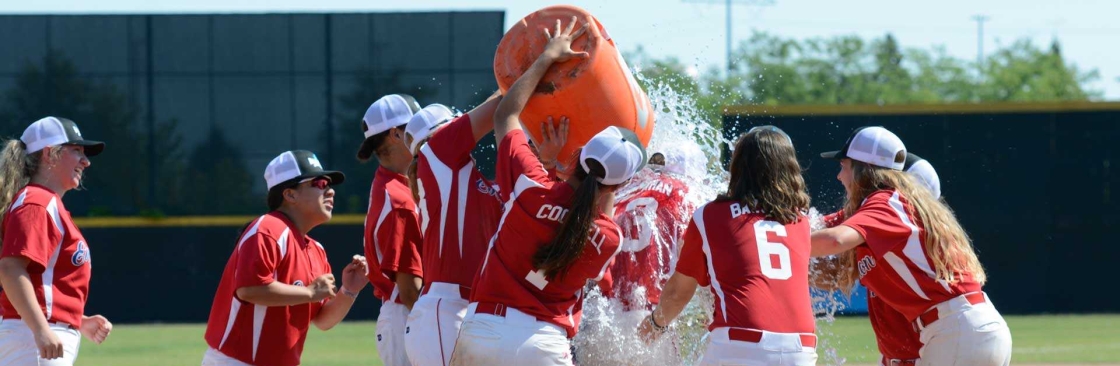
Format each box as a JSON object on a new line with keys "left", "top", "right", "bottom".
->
{"left": 723, "top": 102, "right": 1120, "bottom": 315}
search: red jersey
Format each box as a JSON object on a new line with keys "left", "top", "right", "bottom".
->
{"left": 415, "top": 114, "right": 502, "bottom": 291}
{"left": 842, "top": 189, "right": 982, "bottom": 321}
{"left": 363, "top": 166, "right": 424, "bottom": 302}
{"left": 607, "top": 172, "right": 692, "bottom": 308}
{"left": 676, "top": 201, "right": 815, "bottom": 334}
{"left": 868, "top": 290, "right": 921, "bottom": 360}
{"left": 472, "top": 130, "right": 623, "bottom": 338}
{"left": 204, "top": 212, "right": 333, "bottom": 366}
{"left": 823, "top": 210, "right": 920, "bottom": 360}
{"left": 0, "top": 184, "right": 91, "bottom": 329}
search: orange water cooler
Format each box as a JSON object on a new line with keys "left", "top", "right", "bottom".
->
{"left": 494, "top": 5, "right": 656, "bottom": 166}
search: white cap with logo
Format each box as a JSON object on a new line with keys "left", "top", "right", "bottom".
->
{"left": 21, "top": 116, "right": 105, "bottom": 157}
{"left": 820, "top": 126, "right": 907, "bottom": 170}
{"left": 405, "top": 104, "right": 455, "bottom": 155}
{"left": 579, "top": 126, "right": 648, "bottom": 186}
{"left": 264, "top": 150, "right": 345, "bottom": 191}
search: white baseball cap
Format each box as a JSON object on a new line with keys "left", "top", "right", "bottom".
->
{"left": 21, "top": 117, "right": 105, "bottom": 157}
{"left": 264, "top": 150, "right": 345, "bottom": 191}
{"left": 357, "top": 94, "right": 421, "bottom": 160}
{"left": 904, "top": 153, "right": 941, "bottom": 199}
{"left": 404, "top": 104, "right": 454, "bottom": 155}
{"left": 820, "top": 126, "right": 907, "bottom": 170}
{"left": 579, "top": 126, "right": 648, "bottom": 186}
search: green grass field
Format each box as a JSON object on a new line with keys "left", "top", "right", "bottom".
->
{"left": 75, "top": 314, "right": 1120, "bottom": 365}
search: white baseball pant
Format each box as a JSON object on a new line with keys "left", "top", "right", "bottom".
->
{"left": 449, "top": 303, "right": 573, "bottom": 366}
{"left": 697, "top": 327, "right": 818, "bottom": 366}
{"left": 405, "top": 283, "right": 470, "bottom": 366}
{"left": 378, "top": 298, "right": 412, "bottom": 366}
{"left": 201, "top": 348, "right": 251, "bottom": 366}
{"left": 0, "top": 318, "right": 81, "bottom": 366}
{"left": 917, "top": 292, "right": 1012, "bottom": 366}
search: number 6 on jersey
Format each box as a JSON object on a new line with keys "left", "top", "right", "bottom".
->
{"left": 754, "top": 220, "right": 792, "bottom": 280}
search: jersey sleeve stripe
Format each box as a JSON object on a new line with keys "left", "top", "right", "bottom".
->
{"left": 883, "top": 252, "right": 931, "bottom": 300}
{"left": 456, "top": 162, "right": 473, "bottom": 258}
{"left": 236, "top": 216, "right": 266, "bottom": 250}
{"left": 8, "top": 190, "right": 27, "bottom": 212}
{"left": 478, "top": 174, "right": 543, "bottom": 278}
{"left": 251, "top": 304, "right": 267, "bottom": 361}
{"left": 421, "top": 146, "right": 454, "bottom": 255}
{"left": 217, "top": 297, "right": 242, "bottom": 349}
{"left": 593, "top": 226, "right": 626, "bottom": 282}
{"left": 886, "top": 192, "right": 939, "bottom": 281}
{"left": 42, "top": 198, "right": 65, "bottom": 320}
{"left": 373, "top": 190, "right": 394, "bottom": 265}
{"left": 693, "top": 204, "right": 728, "bottom": 323}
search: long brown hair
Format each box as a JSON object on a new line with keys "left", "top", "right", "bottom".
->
{"left": 716, "top": 127, "right": 810, "bottom": 225}
{"left": 0, "top": 139, "right": 55, "bottom": 240}
{"left": 532, "top": 152, "right": 612, "bottom": 280}
{"left": 836, "top": 159, "right": 987, "bottom": 291}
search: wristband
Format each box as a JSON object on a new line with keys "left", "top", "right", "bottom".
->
{"left": 647, "top": 314, "right": 668, "bottom": 332}
{"left": 341, "top": 288, "right": 359, "bottom": 299}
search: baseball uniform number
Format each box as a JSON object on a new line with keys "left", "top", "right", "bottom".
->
{"left": 754, "top": 220, "right": 792, "bottom": 280}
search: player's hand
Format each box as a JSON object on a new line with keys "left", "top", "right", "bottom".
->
{"left": 341, "top": 255, "right": 370, "bottom": 294}
{"left": 538, "top": 116, "right": 569, "bottom": 172}
{"left": 637, "top": 314, "right": 664, "bottom": 344}
{"left": 540, "top": 16, "right": 589, "bottom": 63}
{"left": 79, "top": 314, "right": 112, "bottom": 344}
{"left": 310, "top": 273, "right": 337, "bottom": 302}
{"left": 33, "top": 327, "right": 64, "bottom": 359}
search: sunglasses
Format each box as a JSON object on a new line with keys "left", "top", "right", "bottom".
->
{"left": 298, "top": 176, "right": 331, "bottom": 190}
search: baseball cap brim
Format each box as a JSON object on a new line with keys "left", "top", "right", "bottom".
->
{"left": 67, "top": 140, "right": 105, "bottom": 157}
{"left": 820, "top": 150, "right": 841, "bottom": 159}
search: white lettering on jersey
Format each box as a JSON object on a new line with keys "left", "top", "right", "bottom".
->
{"left": 535, "top": 204, "right": 570, "bottom": 223}
{"left": 588, "top": 226, "right": 606, "bottom": 254}
{"left": 857, "top": 255, "right": 877, "bottom": 278}
{"left": 730, "top": 202, "right": 749, "bottom": 218}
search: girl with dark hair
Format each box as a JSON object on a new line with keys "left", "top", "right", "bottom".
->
{"left": 639, "top": 126, "right": 818, "bottom": 366}
{"left": 449, "top": 17, "right": 646, "bottom": 366}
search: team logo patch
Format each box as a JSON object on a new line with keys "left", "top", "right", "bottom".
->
{"left": 71, "top": 241, "right": 89, "bottom": 266}
{"left": 71, "top": 125, "right": 82, "bottom": 137}
{"left": 857, "top": 256, "right": 876, "bottom": 278}
{"left": 293, "top": 280, "right": 305, "bottom": 287}
{"left": 475, "top": 179, "right": 499, "bottom": 198}
{"left": 307, "top": 155, "right": 323, "bottom": 169}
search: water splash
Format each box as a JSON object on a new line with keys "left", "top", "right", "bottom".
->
{"left": 572, "top": 67, "right": 855, "bottom": 365}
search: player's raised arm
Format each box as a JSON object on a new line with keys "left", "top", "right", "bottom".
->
{"left": 466, "top": 91, "right": 503, "bottom": 141}
{"left": 493, "top": 16, "right": 587, "bottom": 143}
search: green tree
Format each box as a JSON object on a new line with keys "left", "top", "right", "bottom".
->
{"left": 177, "top": 128, "right": 256, "bottom": 215}
{"left": 0, "top": 52, "right": 185, "bottom": 216}
{"left": 330, "top": 70, "right": 434, "bottom": 213}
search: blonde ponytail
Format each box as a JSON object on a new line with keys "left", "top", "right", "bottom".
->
{"left": 0, "top": 139, "right": 38, "bottom": 240}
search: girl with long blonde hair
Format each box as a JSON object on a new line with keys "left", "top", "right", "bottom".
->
{"left": 811, "top": 126, "right": 1012, "bottom": 366}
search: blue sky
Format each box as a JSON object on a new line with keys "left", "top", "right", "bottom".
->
{"left": 4, "top": 0, "right": 1118, "bottom": 99}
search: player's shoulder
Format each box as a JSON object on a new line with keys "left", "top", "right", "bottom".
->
{"left": 385, "top": 184, "right": 417, "bottom": 210}
{"left": 251, "top": 213, "right": 296, "bottom": 240}
{"left": 862, "top": 189, "right": 898, "bottom": 205}
{"left": 11, "top": 185, "right": 59, "bottom": 209}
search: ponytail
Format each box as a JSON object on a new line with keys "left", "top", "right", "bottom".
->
{"left": 0, "top": 139, "right": 38, "bottom": 240}
{"left": 532, "top": 155, "right": 607, "bottom": 280}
